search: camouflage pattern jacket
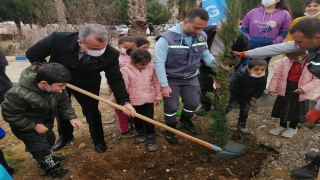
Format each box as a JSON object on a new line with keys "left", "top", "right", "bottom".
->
{"left": 1, "top": 66, "right": 77, "bottom": 133}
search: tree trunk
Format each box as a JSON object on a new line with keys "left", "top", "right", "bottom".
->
{"left": 55, "top": 0, "right": 67, "bottom": 31}
{"left": 129, "top": 26, "right": 147, "bottom": 38}
{"left": 127, "top": 0, "right": 148, "bottom": 38}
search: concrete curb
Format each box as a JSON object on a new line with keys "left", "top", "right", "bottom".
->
{"left": 6, "top": 56, "right": 27, "bottom": 62}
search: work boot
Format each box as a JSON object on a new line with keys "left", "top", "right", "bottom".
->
{"left": 305, "top": 152, "right": 318, "bottom": 161}
{"left": 237, "top": 123, "right": 249, "bottom": 134}
{"left": 164, "top": 122, "right": 178, "bottom": 144}
{"left": 290, "top": 164, "right": 319, "bottom": 180}
{"left": 52, "top": 135, "right": 74, "bottom": 151}
{"left": 146, "top": 134, "right": 158, "bottom": 152}
{"left": 291, "top": 155, "right": 320, "bottom": 179}
{"left": 197, "top": 106, "right": 210, "bottom": 116}
{"left": 52, "top": 155, "right": 68, "bottom": 163}
{"left": 180, "top": 115, "right": 197, "bottom": 134}
{"left": 45, "top": 163, "right": 71, "bottom": 178}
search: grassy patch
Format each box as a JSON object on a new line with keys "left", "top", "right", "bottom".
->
{"left": 6, "top": 158, "right": 25, "bottom": 166}
{"left": 77, "top": 114, "right": 85, "bottom": 119}
{"left": 4, "top": 150, "right": 15, "bottom": 157}
{"left": 6, "top": 157, "right": 26, "bottom": 173}
{"left": 3, "top": 150, "right": 28, "bottom": 173}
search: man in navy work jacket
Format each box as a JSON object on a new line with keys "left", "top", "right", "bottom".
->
{"left": 154, "top": 8, "right": 219, "bottom": 144}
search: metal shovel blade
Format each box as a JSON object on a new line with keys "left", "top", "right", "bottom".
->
{"left": 213, "top": 142, "right": 248, "bottom": 159}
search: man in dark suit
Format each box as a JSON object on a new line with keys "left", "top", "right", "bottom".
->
{"left": 197, "top": 25, "right": 250, "bottom": 116}
{"left": 26, "top": 24, "right": 135, "bottom": 153}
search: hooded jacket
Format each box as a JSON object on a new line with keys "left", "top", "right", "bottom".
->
{"left": 227, "top": 64, "right": 267, "bottom": 98}
{"left": 241, "top": 7, "right": 291, "bottom": 49}
{"left": 1, "top": 66, "right": 77, "bottom": 133}
{"left": 154, "top": 23, "right": 217, "bottom": 87}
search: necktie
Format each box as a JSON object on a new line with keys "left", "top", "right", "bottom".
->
{"left": 78, "top": 54, "right": 90, "bottom": 67}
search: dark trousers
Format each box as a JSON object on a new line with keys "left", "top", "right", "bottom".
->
{"left": 265, "top": 57, "right": 271, "bottom": 77}
{"left": 164, "top": 77, "right": 199, "bottom": 124}
{"left": 57, "top": 81, "right": 105, "bottom": 146}
{"left": 198, "top": 65, "right": 215, "bottom": 108}
{"left": 133, "top": 103, "right": 155, "bottom": 134}
{"left": 0, "top": 67, "right": 13, "bottom": 103}
{"left": 12, "top": 128, "right": 56, "bottom": 171}
{"left": 226, "top": 92, "right": 251, "bottom": 124}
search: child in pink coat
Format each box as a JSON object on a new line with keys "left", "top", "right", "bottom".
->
{"left": 121, "top": 48, "right": 162, "bottom": 152}
{"left": 108, "top": 36, "right": 136, "bottom": 137}
{"left": 268, "top": 50, "right": 320, "bottom": 138}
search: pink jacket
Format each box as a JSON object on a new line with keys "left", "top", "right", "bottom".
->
{"left": 268, "top": 57, "right": 320, "bottom": 101}
{"left": 118, "top": 54, "right": 131, "bottom": 68}
{"left": 120, "top": 63, "right": 162, "bottom": 106}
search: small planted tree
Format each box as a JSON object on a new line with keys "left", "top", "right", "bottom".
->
{"left": 208, "top": 0, "right": 242, "bottom": 147}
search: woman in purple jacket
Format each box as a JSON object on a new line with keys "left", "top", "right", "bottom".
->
{"left": 241, "top": 0, "right": 291, "bottom": 74}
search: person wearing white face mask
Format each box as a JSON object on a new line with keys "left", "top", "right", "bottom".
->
{"left": 240, "top": 0, "right": 291, "bottom": 77}
{"left": 116, "top": 36, "right": 135, "bottom": 68}
{"left": 227, "top": 59, "right": 267, "bottom": 133}
{"left": 226, "top": 60, "right": 268, "bottom": 133}
{"left": 286, "top": 0, "right": 320, "bottom": 41}
{"left": 106, "top": 36, "right": 138, "bottom": 138}
{"left": 26, "top": 24, "right": 136, "bottom": 154}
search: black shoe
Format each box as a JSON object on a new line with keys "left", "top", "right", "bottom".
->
{"left": 52, "top": 136, "right": 74, "bottom": 151}
{"left": 46, "top": 167, "right": 72, "bottom": 178}
{"left": 164, "top": 130, "right": 178, "bottom": 144}
{"left": 197, "top": 106, "right": 210, "bottom": 116}
{"left": 52, "top": 155, "right": 68, "bottom": 163}
{"left": 45, "top": 163, "right": 71, "bottom": 178}
{"left": 238, "top": 123, "right": 249, "bottom": 133}
{"left": 146, "top": 134, "right": 158, "bottom": 152}
{"left": 95, "top": 144, "right": 107, "bottom": 153}
{"left": 180, "top": 121, "right": 197, "bottom": 134}
{"left": 290, "top": 164, "right": 319, "bottom": 180}
{"left": 180, "top": 115, "right": 197, "bottom": 134}
{"left": 306, "top": 152, "right": 318, "bottom": 161}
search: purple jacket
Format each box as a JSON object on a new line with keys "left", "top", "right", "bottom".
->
{"left": 241, "top": 7, "right": 291, "bottom": 49}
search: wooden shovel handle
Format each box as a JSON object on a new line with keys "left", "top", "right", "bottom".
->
{"left": 66, "top": 84, "right": 222, "bottom": 152}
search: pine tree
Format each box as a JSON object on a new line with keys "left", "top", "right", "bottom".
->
{"left": 208, "top": 0, "right": 242, "bottom": 147}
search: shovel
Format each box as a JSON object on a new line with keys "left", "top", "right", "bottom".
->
{"left": 66, "top": 84, "right": 248, "bottom": 159}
